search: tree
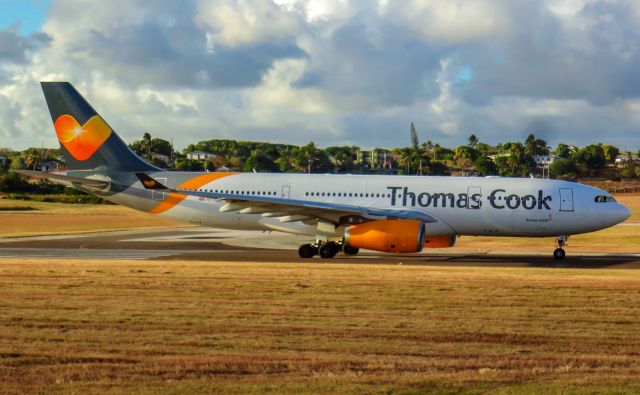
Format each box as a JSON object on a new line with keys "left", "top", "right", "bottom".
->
{"left": 243, "top": 151, "right": 279, "bottom": 172}
{"left": 555, "top": 143, "right": 572, "bottom": 158}
{"left": 141, "top": 132, "right": 152, "bottom": 159}
{"left": 524, "top": 134, "right": 549, "bottom": 157}
{"left": 421, "top": 140, "right": 433, "bottom": 156}
{"left": 494, "top": 142, "right": 532, "bottom": 177}
{"left": 623, "top": 152, "right": 637, "bottom": 178}
{"left": 435, "top": 146, "right": 454, "bottom": 161}
{"left": 0, "top": 172, "right": 33, "bottom": 192}
{"left": 325, "top": 146, "right": 357, "bottom": 172}
{"left": 174, "top": 158, "right": 204, "bottom": 171}
{"left": 454, "top": 146, "right": 479, "bottom": 162}
{"left": 475, "top": 142, "right": 492, "bottom": 155}
{"left": 129, "top": 133, "right": 173, "bottom": 161}
{"left": 410, "top": 122, "right": 419, "bottom": 151}
{"left": 394, "top": 147, "right": 414, "bottom": 174}
{"left": 467, "top": 134, "right": 478, "bottom": 149}
{"left": 507, "top": 143, "right": 525, "bottom": 175}
{"left": 474, "top": 155, "right": 498, "bottom": 176}
{"left": 574, "top": 145, "right": 606, "bottom": 169}
{"left": 550, "top": 158, "right": 578, "bottom": 178}
{"left": 602, "top": 144, "right": 620, "bottom": 164}
{"left": 293, "top": 142, "right": 330, "bottom": 173}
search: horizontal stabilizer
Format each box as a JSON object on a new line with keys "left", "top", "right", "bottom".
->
{"left": 14, "top": 170, "right": 110, "bottom": 188}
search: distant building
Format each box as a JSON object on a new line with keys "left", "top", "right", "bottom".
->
{"left": 534, "top": 154, "right": 558, "bottom": 166}
{"left": 615, "top": 154, "right": 640, "bottom": 165}
{"left": 186, "top": 151, "right": 219, "bottom": 161}
{"left": 357, "top": 149, "right": 395, "bottom": 169}
{"left": 152, "top": 153, "right": 171, "bottom": 165}
{"left": 38, "top": 160, "right": 60, "bottom": 171}
{"left": 487, "top": 153, "right": 510, "bottom": 161}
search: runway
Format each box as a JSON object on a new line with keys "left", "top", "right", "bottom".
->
{"left": 1, "top": 226, "right": 640, "bottom": 268}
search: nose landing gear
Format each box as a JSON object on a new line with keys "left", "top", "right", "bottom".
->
{"left": 553, "top": 235, "right": 569, "bottom": 260}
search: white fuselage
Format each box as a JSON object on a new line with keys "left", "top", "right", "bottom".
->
{"left": 113, "top": 173, "right": 630, "bottom": 239}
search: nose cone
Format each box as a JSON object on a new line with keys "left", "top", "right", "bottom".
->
{"left": 617, "top": 203, "right": 632, "bottom": 224}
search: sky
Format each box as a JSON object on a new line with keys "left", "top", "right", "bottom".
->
{"left": 0, "top": 0, "right": 639, "bottom": 152}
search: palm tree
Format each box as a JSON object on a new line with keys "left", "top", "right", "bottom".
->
{"left": 508, "top": 143, "right": 525, "bottom": 175}
{"left": 467, "top": 134, "right": 478, "bottom": 149}
{"left": 395, "top": 147, "right": 414, "bottom": 174}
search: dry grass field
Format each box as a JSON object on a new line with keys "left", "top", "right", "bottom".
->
{"left": 0, "top": 198, "right": 186, "bottom": 237}
{"left": 1, "top": 260, "right": 640, "bottom": 394}
{"left": 1, "top": 195, "right": 640, "bottom": 393}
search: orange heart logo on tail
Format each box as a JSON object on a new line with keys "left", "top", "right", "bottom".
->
{"left": 54, "top": 114, "right": 112, "bottom": 161}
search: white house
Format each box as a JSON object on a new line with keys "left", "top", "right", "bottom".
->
{"left": 615, "top": 154, "right": 640, "bottom": 165}
{"left": 151, "top": 153, "right": 171, "bottom": 165}
{"left": 186, "top": 151, "right": 218, "bottom": 161}
{"left": 534, "top": 154, "right": 558, "bottom": 166}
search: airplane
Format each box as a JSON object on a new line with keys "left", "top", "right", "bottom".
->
{"left": 16, "top": 82, "right": 631, "bottom": 260}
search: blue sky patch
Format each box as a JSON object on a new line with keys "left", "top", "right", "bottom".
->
{"left": 0, "top": 0, "right": 51, "bottom": 35}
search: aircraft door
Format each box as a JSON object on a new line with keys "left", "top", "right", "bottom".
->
{"left": 466, "top": 186, "right": 481, "bottom": 209}
{"left": 281, "top": 185, "right": 291, "bottom": 199}
{"left": 559, "top": 188, "right": 574, "bottom": 212}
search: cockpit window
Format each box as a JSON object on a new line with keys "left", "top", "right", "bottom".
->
{"left": 595, "top": 195, "right": 616, "bottom": 203}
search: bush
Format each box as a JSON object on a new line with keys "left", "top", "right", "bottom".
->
{"left": 550, "top": 158, "right": 578, "bottom": 178}
{"left": 0, "top": 172, "right": 32, "bottom": 193}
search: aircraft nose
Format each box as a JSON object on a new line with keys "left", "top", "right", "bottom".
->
{"left": 616, "top": 203, "right": 632, "bottom": 224}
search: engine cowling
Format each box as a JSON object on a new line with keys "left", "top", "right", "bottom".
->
{"left": 344, "top": 219, "right": 425, "bottom": 253}
{"left": 424, "top": 235, "right": 457, "bottom": 248}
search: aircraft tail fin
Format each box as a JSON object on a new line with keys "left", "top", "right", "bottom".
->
{"left": 40, "top": 82, "right": 158, "bottom": 172}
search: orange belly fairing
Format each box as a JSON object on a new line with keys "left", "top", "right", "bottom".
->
{"left": 345, "top": 219, "right": 425, "bottom": 253}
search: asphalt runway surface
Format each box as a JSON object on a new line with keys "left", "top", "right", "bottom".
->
{"left": 0, "top": 227, "right": 639, "bottom": 268}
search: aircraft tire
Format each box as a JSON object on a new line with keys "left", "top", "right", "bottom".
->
{"left": 298, "top": 244, "right": 317, "bottom": 259}
{"left": 553, "top": 248, "right": 566, "bottom": 260}
{"left": 319, "top": 243, "right": 340, "bottom": 259}
{"left": 343, "top": 245, "right": 360, "bottom": 255}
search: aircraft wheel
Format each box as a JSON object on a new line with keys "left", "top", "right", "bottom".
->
{"left": 298, "top": 244, "right": 317, "bottom": 259}
{"left": 319, "top": 243, "right": 340, "bottom": 259}
{"left": 553, "top": 248, "right": 566, "bottom": 260}
{"left": 343, "top": 245, "right": 360, "bottom": 255}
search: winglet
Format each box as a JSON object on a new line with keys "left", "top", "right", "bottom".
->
{"left": 135, "top": 173, "right": 169, "bottom": 190}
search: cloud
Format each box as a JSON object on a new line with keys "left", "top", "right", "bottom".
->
{"left": 0, "top": 93, "right": 21, "bottom": 138}
{"left": 458, "top": 0, "right": 640, "bottom": 105}
{"left": 195, "top": 0, "right": 304, "bottom": 47}
{"left": 0, "top": 0, "right": 639, "bottom": 151}
{"left": 0, "top": 27, "right": 51, "bottom": 64}
{"left": 37, "top": 1, "right": 306, "bottom": 90}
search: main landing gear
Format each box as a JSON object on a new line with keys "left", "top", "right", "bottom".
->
{"left": 553, "top": 235, "right": 568, "bottom": 260}
{"left": 298, "top": 240, "right": 359, "bottom": 259}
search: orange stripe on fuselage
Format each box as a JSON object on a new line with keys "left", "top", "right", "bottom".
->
{"left": 148, "top": 172, "right": 236, "bottom": 214}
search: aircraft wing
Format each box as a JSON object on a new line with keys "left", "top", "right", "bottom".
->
{"left": 136, "top": 173, "right": 437, "bottom": 224}
{"left": 14, "top": 170, "right": 111, "bottom": 188}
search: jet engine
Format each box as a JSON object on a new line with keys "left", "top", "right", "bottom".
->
{"left": 344, "top": 219, "right": 425, "bottom": 253}
{"left": 424, "top": 235, "right": 457, "bottom": 248}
